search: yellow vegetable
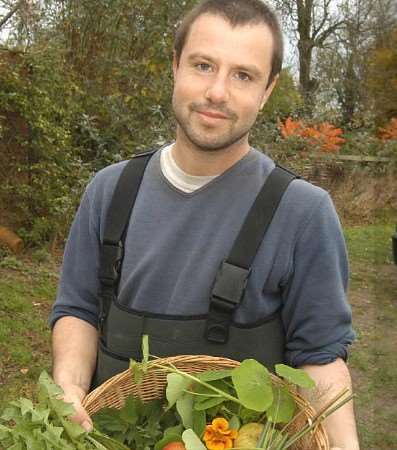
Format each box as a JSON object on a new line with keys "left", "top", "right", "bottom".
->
{"left": 234, "top": 422, "right": 264, "bottom": 448}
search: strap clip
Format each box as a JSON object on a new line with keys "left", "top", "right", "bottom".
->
{"left": 98, "top": 240, "right": 124, "bottom": 286}
{"left": 206, "top": 261, "right": 250, "bottom": 344}
{"left": 212, "top": 261, "right": 250, "bottom": 309}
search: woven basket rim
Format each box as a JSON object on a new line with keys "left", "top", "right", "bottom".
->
{"left": 83, "top": 355, "right": 330, "bottom": 450}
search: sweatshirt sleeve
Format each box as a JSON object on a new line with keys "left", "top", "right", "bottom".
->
{"left": 48, "top": 179, "right": 101, "bottom": 329}
{"left": 282, "top": 193, "right": 356, "bottom": 367}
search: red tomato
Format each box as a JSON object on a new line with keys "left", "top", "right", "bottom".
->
{"left": 163, "top": 442, "right": 186, "bottom": 450}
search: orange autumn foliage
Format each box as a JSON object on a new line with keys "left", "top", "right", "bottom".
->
{"left": 303, "top": 122, "right": 346, "bottom": 153}
{"left": 278, "top": 117, "right": 345, "bottom": 153}
{"left": 378, "top": 117, "right": 397, "bottom": 141}
{"left": 278, "top": 116, "right": 305, "bottom": 138}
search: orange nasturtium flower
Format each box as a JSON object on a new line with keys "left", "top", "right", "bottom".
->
{"left": 203, "top": 417, "right": 238, "bottom": 450}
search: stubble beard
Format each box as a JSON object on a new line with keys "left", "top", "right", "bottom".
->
{"left": 172, "top": 98, "right": 253, "bottom": 153}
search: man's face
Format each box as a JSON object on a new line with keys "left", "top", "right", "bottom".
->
{"left": 172, "top": 13, "right": 277, "bottom": 152}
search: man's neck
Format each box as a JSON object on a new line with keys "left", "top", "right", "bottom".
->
{"left": 172, "top": 129, "right": 251, "bottom": 176}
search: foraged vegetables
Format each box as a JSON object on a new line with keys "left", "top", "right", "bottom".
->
{"left": 234, "top": 422, "right": 264, "bottom": 448}
{"left": 163, "top": 442, "right": 186, "bottom": 450}
{"left": 203, "top": 418, "right": 238, "bottom": 449}
{"left": 0, "top": 340, "right": 355, "bottom": 450}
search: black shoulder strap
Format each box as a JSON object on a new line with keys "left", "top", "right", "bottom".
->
{"left": 98, "top": 154, "right": 298, "bottom": 341}
{"left": 205, "top": 165, "right": 299, "bottom": 344}
{"left": 98, "top": 150, "right": 155, "bottom": 331}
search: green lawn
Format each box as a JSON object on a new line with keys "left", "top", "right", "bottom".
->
{"left": 344, "top": 224, "right": 397, "bottom": 449}
{"left": 0, "top": 224, "right": 396, "bottom": 449}
{"left": 0, "top": 254, "right": 57, "bottom": 404}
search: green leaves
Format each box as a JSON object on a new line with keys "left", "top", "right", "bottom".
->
{"left": 142, "top": 334, "right": 149, "bottom": 363}
{"left": 196, "top": 370, "right": 232, "bottom": 382}
{"left": 166, "top": 372, "right": 207, "bottom": 437}
{"left": 0, "top": 357, "right": 319, "bottom": 450}
{"left": 38, "top": 371, "right": 64, "bottom": 399}
{"left": 267, "top": 386, "right": 296, "bottom": 424}
{"left": 182, "top": 429, "right": 207, "bottom": 450}
{"left": 129, "top": 334, "right": 150, "bottom": 384}
{"left": 275, "top": 364, "right": 315, "bottom": 389}
{"left": 93, "top": 396, "right": 179, "bottom": 449}
{"left": 156, "top": 357, "right": 312, "bottom": 441}
{"left": 129, "top": 360, "right": 145, "bottom": 385}
{"left": 0, "top": 371, "right": 141, "bottom": 449}
{"left": 176, "top": 394, "right": 194, "bottom": 428}
{"left": 193, "top": 396, "right": 225, "bottom": 411}
{"left": 87, "top": 431, "right": 132, "bottom": 449}
{"left": 232, "top": 359, "right": 273, "bottom": 411}
{"left": 166, "top": 373, "right": 191, "bottom": 408}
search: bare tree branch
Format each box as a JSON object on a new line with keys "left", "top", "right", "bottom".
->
{"left": 315, "top": 20, "right": 346, "bottom": 47}
{"left": 312, "top": 0, "right": 330, "bottom": 39}
{"left": 0, "top": 0, "right": 23, "bottom": 30}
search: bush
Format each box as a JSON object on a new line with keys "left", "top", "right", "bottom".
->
{"left": 0, "top": 47, "right": 91, "bottom": 245}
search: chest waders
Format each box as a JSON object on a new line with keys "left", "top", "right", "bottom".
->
{"left": 92, "top": 150, "right": 298, "bottom": 389}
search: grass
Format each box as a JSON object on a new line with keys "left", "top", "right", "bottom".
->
{"left": 0, "top": 253, "right": 58, "bottom": 406}
{"left": 344, "top": 223, "right": 395, "bottom": 266}
{"left": 0, "top": 224, "right": 396, "bottom": 448}
{"left": 344, "top": 223, "right": 397, "bottom": 449}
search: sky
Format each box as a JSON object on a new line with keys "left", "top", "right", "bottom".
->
{"left": 0, "top": 5, "right": 14, "bottom": 42}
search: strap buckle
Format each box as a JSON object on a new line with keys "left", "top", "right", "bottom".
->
{"left": 206, "top": 261, "right": 250, "bottom": 344}
{"left": 98, "top": 240, "right": 124, "bottom": 287}
{"left": 212, "top": 261, "right": 250, "bottom": 308}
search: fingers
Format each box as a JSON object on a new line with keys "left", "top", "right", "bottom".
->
{"left": 59, "top": 384, "right": 93, "bottom": 432}
{"left": 67, "top": 394, "right": 93, "bottom": 432}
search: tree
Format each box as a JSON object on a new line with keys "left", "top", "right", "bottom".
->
{"left": 366, "top": 26, "right": 397, "bottom": 123}
{"left": 313, "top": 0, "right": 397, "bottom": 125}
{"left": 272, "top": 0, "right": 345, "bottom": 113}
{"left": 0, "top": 0, "right": 200, "bottom": 241}
{"left": 262, "top": 68, "right": 303, "bottom": 118}
{"left": 313, "top": 0, "right": 375, "bottom": 125}
{"left": 0, "top": 1, "right": 23, "bottom": 31}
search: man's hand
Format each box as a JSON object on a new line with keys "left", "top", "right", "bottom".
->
{"left": 52, "top": 316, "right": 98, "bottom": 432}
{"left": 60, "top": 382, "right": 93, "bottom": 431}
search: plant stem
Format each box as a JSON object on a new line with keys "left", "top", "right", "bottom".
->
{"left": 282, "top": 390, "right": 354, "bottom": 449}
{"left": 183, "top": 391, "right": 223, "bottom": 398}
{"left": 277, "top": 405, "right": 307, "bottom": 436}
{"left": 150, "top": 362, "right": 244, "bottom": 407}
{"left": 272, "top": 432, "right": 289, "bottom": 450}
{"left": 258, "top": 420, "right": 271, "bottom": 448}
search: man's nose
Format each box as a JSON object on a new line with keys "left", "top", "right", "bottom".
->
{"left": 205, "top": 75, "right": 230, "bottom": 104}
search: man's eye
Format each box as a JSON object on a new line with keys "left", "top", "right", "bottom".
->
{"left": 235, "top": 72, "right": 251, "bottom": 81}
{"left": 196, "top": 63, "right": 212, "bottom": 72}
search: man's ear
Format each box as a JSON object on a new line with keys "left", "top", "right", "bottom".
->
{"left": 260, "top": 74, "right": 279, "bottom": 110}
{"left": 172, "top": 50, "right": 178, "bottom": 79}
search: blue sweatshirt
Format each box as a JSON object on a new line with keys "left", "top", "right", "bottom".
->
{"left": 49, "top": 148, "right": 355, "bottom": 367}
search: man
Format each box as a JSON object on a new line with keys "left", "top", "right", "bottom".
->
{"left": 50, "top": 0, "right": 360, "bottom": 448}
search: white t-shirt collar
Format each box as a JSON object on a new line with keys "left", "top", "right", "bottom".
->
{"left": 160, "top": 144, "right": 220, "bottom": 193}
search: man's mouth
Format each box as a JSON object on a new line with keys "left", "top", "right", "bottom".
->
{"left": 196, "top": 110, "right": 229, "bottom": 120}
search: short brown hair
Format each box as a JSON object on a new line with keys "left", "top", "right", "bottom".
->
{"left": 174, "top": 0, "right": 283, "bottom": 88}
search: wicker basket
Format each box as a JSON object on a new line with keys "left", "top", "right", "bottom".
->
{"left": 83, "top": 355, "right": 329, "bottom": 450}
